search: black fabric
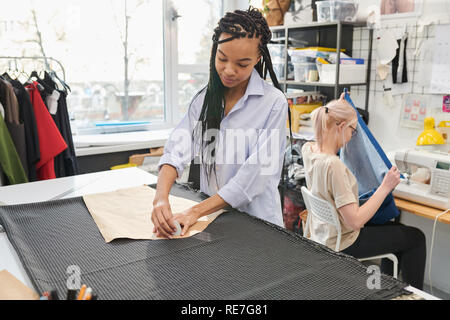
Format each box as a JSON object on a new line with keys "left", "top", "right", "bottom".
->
{"left": 0, "top": 183, "right": 410, "bottom": 300}
{"left": 391, "top": 37, "right": 408, "bottom": 84}
{"left": 10, "top": 80, "right": 40, "bottom": 182}
{"left": 342, "top": 221, "right": 426, "bottom": 290}
{"left": 51, "top": 91, "right": 78, "bottom": 177}
{"left": 0, "top": 78, "right": 7, "bottom": 108}
{"left": 38, "top": 74, "right": 78, "bottom": 177}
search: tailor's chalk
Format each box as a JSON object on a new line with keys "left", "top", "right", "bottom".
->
{"left": 172, "top": 220, "right": 182, "bottom": 236}
{"left": 83, "top": 287, "right": 92, "bottom": 300}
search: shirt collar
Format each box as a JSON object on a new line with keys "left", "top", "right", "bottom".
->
{"left": 244, "top": 68, "right": 265, "bottom": 97}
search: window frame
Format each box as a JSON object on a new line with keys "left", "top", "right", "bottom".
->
{"left": 164, "top": 0, "right": 223, "bottom": 125}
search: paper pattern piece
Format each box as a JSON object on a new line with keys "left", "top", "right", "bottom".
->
{"left": 0, "top": 270, "right": 39, "bottom": 300}
{"left": 429, "top": 25, "right": 450, "bottom": 94}
{"left": 83, "top": 185, "right": 224, "bottom": 243}
{"left": 443, "top": 95, "right": 450, "bottom": 113}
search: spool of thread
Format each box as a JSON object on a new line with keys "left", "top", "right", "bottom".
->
{"left": 308, "top": 70, "right": 319, "bottom": 82}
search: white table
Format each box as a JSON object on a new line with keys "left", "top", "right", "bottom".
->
{"left": 0, "top": 167, "right": 157, "bottom": 290}
{"left": 0, "top": 168, "right": 438, "bottom": 300}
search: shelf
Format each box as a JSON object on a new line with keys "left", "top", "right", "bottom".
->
{"left": 270, "top": 20, "right": 367, "bottom": 32}
{"left": 269, "top": 19, "right": 373, "bottom": 113}
{"left": 283, "top": 81, "right": 367, "bottom": 87}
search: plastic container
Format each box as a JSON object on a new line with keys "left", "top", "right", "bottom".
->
{"left": 272, "top": 62, "right": 295, "bottom": 81}
{"left": 316, "top": 0, "right": 332, "bottom": 22}
{"left": 268, "top": 44, "right": 286, "bottom": 63}
{"left": 293, "top": 62, "right": 318, "bottom": 82}
{"left": 316, "top": 0, "right": 358, "bottom": 22}
{"left": 288, "top": 47, "right": 347, "bottom": 65}
{"left": 288, "top": 49, "right": 316, "bottom": 63}
{"left": 317, "top": 63, "right": 366, "bottom": 84}
{"left": 273, "top": 63, "right": 285, "bottom": 80}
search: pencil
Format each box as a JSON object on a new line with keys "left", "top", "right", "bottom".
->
{"left": 77, "top": 284, "right": 87, "bottom": 300}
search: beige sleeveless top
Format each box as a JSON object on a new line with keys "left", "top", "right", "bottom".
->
{"left": 301, "top": 142, "right": 360, "bottom": 251}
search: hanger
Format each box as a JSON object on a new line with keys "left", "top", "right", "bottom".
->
{"left": 2, "top": 61, "right": 14, "bottom": 81}
{"left": 27, "top": 70, "right": 45, "bottom": 91}
{"left": 27, "top": 70, "right": 41, "bottom": 81}
{"left": 2, "top": 72, "right": 13, "bottom": 82}
{"left": 49, "top": 70, "right": 71, "bottom": 93}
{"left": 16, "top": 65, "right": 29, "bottom": 83}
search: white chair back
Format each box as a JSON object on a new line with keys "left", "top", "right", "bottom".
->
{"left": 300, "top": 187, "right": 398, "bottom": 278}
{"left": 301, "top": 186, "right": 342, "bottom": 251}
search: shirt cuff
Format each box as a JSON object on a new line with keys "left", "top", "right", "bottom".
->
{"left": 158, "top": 153, "right": 184, "bottom": 179}
{"left": 217, "top": 179, "right": 250, "bottom": 209}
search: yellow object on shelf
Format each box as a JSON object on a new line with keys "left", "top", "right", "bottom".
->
{"left": 416, "top": 117, "right": 445, "bottom": 146}
{"left": 110, "top": 163, "right": 138, "bottom": 170}
{"left": 286, "top": 103, "right": 322, "bottom": 133}
{"left": 437, "top": 121, "right": 450, "bottom": 143}
{"left": 316, "top": 57, "right": 330, "bottom": 64}
{"left": 291, "top": 47, "right": 346, "bottom": 53}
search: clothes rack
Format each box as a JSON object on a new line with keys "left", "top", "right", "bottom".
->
{"left": 0, "top": 56, "right": 66, "bottom": 81}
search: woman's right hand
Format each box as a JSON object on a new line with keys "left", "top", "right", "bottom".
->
{"left": 151, "top": 196, "right": 177, "bottom": 238}
{"left": 381, "top": 166, "right": 401, "bottom": 193}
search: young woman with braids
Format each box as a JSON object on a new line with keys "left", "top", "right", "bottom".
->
{"left": 151, "top": 7, "right": 289, "bottom": 238}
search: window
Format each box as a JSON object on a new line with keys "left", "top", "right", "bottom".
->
{"left": 0, "top": 0, "right": 223, "bottom": 134}
{"left": 167, "top": 0, "right": 223, "bottom": 121}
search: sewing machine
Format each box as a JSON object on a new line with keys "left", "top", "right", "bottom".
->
{"left": 393, "top": 149, "right": 450, "bottom": 210}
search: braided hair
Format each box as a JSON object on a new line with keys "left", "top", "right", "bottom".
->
{"left": 192, "top": 6, "right": 284, "bottom": 187}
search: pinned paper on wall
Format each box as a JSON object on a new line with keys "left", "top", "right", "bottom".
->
{"left": 400, "top": 94, "right": 428, "bottom": 129}
{"left": 429, "top": 25, "right": 450, "bottom": 94}
{"left": 444, "top": 95, "right": 450, "bottom": 113}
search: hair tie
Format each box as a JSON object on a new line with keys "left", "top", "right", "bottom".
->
{"left": 324, "top": 106, "right": 329, "bottom": 113}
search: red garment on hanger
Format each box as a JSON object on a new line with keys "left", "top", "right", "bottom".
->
{"left": 26, "top": 82, "right": 67, "bottom": 180}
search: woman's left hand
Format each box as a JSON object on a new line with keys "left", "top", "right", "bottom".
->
{"left": 339, "top": 92, "right": 349, "bottom": 100}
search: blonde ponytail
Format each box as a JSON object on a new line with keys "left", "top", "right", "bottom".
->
{"left": 311, "top": 98, "right": 357, "bottom": 150}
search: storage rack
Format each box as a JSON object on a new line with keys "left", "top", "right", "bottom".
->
{"left": 0, "top": 56, "right": 66, "bottom": 81}
{"left": 270, "top": 20, "right": 373, "bottom": 116}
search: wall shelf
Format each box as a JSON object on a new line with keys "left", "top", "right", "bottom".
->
{"left": 269, "top": 20, "right": 374, "bottom": 117}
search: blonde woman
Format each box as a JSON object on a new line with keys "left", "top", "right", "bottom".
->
{"left": 301, "top": 93, "right": 426, "bottom": 289}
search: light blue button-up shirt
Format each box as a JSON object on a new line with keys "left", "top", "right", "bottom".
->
{"left": 158, "top": 69, "right": 288, "bottom": 227}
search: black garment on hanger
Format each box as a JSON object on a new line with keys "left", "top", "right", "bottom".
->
{"left": 392, "top": 37, "right": 408, "bottom": 84}
{"left": 38, "top": 74, "right": 78, "bottom": 177}
{"left": 10, "top": 79, "right": 40, "bottom": 182}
